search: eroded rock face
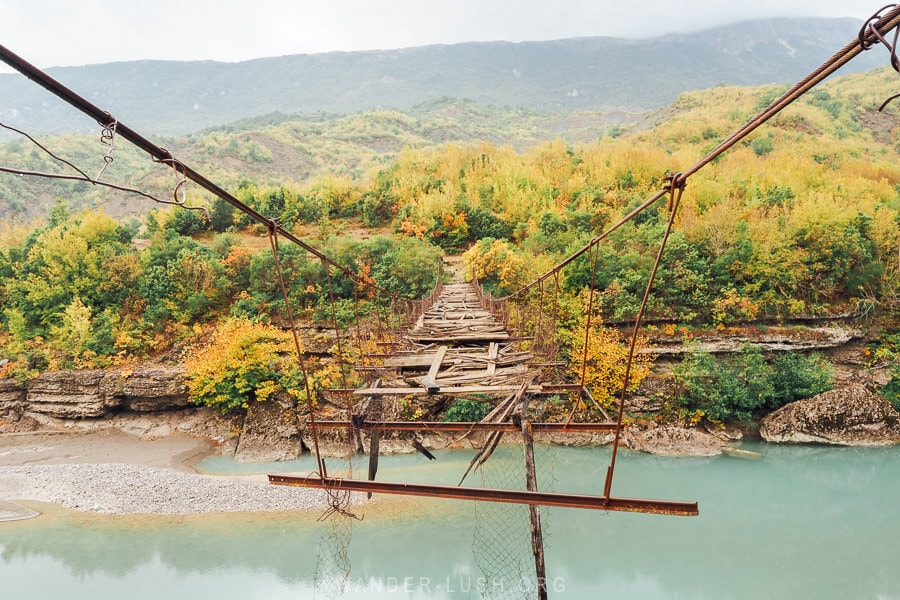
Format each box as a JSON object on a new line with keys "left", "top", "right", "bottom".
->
{"left": 234, "top": 399, "right": 303, "bottom": 463}
{"left": 26, "top": 370, "right": 114, "bottom": 418}
{"left": 760, "top": 384, "right": 900, "bottom": 446}
{"left": 626, "top": 423, "right": 724, "bottom": 456}
{"left": 0, "top": 379, "right": 26, "bottom": 421}
{"left": 20, "top": 366, "right": 191, "bottom": 419}
{"left": 112, "top": 367, "right": 192, "bottom": 412}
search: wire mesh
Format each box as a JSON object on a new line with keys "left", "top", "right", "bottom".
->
{"left": 472, "top": 442, "right": 556, "bottom": 599}
{"left": 314, "top": 504, "right": 354, "bottom": 598}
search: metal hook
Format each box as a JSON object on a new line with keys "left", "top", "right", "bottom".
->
{"left": 95, "top": 115, "right": 117, "bottom": 180}
{"left": 860, "top": 4, "right": 900, "bottom": 71}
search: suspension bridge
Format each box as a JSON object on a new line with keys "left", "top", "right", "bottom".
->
{"left": 0, "top": 6, "right": 897, "bottom": 597}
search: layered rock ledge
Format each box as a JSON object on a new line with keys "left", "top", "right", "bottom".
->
{"left": 1, "top": 365, "right": 191, "bottom": 420}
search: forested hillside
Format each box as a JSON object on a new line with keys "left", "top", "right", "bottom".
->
{"left": 0, "top": 99, "right": 634, "bottom": 220}
{"left": 0, "top": 67, "right": 897, "bottom": 420}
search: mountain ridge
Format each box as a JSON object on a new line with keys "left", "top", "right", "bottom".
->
{"left": 0, "top": 17, "right": 883, "bottom": 137}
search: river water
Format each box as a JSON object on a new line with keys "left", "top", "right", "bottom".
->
{"left": 1, "top": 442, "right": 898, "bottom": 599}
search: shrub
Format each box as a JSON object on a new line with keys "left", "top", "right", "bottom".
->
{"left": 674, "top": 344, "right": 774, "bottom": 422}
{"left": 769, "top": 352, "right": 833, "bottom": 410}
{"left": 566, "top": 317, "right": 653, "bottom": 410}
{"left": 442, "top": 398, "right": 492, "bottom": 422}
{"left": 674, "top": 345, "right": 833, "bottom": 422}
{"left": 185, "top": 319, "right": 294, "bottom": 413}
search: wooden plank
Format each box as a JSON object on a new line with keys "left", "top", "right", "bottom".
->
{"left": 420, "top": 345, "right": 447, "bottom": 394}
{"left": 486, "top": 342, "right": 498, "bottom": 376}
{"left": 313, "top": 421, "right": 620, "bottom": 432}
{"left": 432, "top": 365, "right": 529, "bottom": 385}
{"left": 407, "top": 332, "right": 510, "bottom": 343}
{"left": 366, "top": 380, "right": 382, "bottom": 499}
{"left": 522, "top": 418, "right": 548, "bottom": 600}
{"left": 338, "top": 383, "right": 581, "bottom": 396}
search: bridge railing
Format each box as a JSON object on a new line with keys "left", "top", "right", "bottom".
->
{"left": 473, "top": 274, "right": 563, "bottom": 381}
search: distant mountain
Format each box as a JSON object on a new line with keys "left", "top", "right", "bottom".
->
{"left": 0, "top": 17, "right": 884, "bottom": 137}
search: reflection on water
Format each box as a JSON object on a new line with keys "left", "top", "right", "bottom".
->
{"left": 2, "top": 443, "right": 899, "bottom": 599}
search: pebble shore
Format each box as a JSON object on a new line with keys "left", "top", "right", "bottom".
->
{"left": 0, "top": 463, "right": 327, "bottom": 515}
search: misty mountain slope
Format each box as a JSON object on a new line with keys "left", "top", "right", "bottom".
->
{"left": 0, "top": 17, "right": 883, "bottom": 137}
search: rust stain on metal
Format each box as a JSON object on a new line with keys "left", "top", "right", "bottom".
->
{"left": 269, "top": 474, "right": 699, "bottom": 516}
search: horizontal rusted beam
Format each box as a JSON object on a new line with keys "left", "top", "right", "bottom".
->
{"left": 313, "top": 421, "right": 618, "bottom": 432}
{"left": 269, "top": 474, "right": 698, "bottom": 516}
{"left": 331, "top": 383, "right": 581, "bottom": 396}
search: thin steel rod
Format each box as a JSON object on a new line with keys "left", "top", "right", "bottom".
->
{"left": 269, "top": 474, "right": 699, "bottom": 516}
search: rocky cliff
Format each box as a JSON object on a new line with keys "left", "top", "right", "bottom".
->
{"left": 7, "top": 366, "right": 192, "bottom": 420}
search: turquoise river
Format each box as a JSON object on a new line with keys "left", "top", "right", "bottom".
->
{"left": 1, "top": 442, "right": 898, "bottom": 599}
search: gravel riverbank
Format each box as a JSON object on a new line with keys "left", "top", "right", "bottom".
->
{"left": 0, "top": 463, "right": 326, "bottom": 516}
{"left": 0, "top": 430, "right": 329, "bottom": 517}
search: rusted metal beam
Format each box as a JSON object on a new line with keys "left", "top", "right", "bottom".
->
{"left": 268, "top": 474, "right": 699, "bottom": 516}
{"left": 313, "top": 420, "right": 618, "bottom": 432}
{"left": 337, "top": 383, "right": 581, "bottom": 396}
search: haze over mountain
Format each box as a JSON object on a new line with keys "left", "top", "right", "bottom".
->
{"left": 0, "top": 17, "right": 883, "bottom": 137}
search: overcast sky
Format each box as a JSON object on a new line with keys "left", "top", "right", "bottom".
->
{"left": 0, "top": 0, "right": 875, "bottom": 72}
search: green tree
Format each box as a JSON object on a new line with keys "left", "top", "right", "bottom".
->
{"left": 442, "top": 399, "right": 491, "bottom": 422}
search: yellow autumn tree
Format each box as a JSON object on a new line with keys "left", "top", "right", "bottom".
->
{"left": 185, "top": 318, "right": 296, "bottom": 413}
{"left": 462, "top": 237, "right": 526, "bottom": 295}
{"left": 567, "top": 317, "right": 653, "bottom": 410}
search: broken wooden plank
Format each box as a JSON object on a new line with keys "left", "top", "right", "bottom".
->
{"left": 338, "top": 383, "right": 581, "bottom": 396}
{"left": 486, "top": 342, "right": 498, "bottom": 376}
{"left": 350, "top": 384, "right": 542, "bottom": 396}
{"left": 419, "top": 345, "right": 447, "bottom": 394}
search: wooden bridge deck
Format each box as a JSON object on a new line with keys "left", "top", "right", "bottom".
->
{"left": 352, "top": 282, "right": 561, "bottom": 397}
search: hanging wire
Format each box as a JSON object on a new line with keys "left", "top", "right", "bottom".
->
{"left": 863, "top": 4, "right": 900, "bottom": 110}
{"left": 95, "top": 115, "right": 117, "bottom": 180}
{"left": 860, "top": 4, "right": 900, "bottom": 70}
{"left": 266, "top": 223, "right": 326, "bottom": 477}
{"left": 0, "top": 120, "right": 210, "bottom": 218}
{"left": 0, "top": 121, "right": 92, "bottom": 179}
{"left": 604, "top": 173, "right": 686, "bottom": 497}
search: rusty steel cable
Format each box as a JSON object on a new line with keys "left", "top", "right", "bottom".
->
{"left": 605, "top": 175, "right": 686, "bottom": 498}
{"left": 0, "top": 43, "right": 429, "bottom": 308}
{"left": 267, "top": 226, "right": 326, "bottom": 477}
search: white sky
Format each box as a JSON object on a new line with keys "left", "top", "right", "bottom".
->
{"left": 0, "top": 0, "right": 875, "bottom": 72}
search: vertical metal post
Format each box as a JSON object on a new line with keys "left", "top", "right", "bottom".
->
{"left": 521, "top": 402, "right": 548, "bottom": 600}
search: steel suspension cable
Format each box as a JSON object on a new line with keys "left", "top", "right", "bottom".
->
{"left": 496, "top": 4, "right": 900, "bottom": 303}
{"left": 0, "top": 43, "right": 413, "bottom": 304}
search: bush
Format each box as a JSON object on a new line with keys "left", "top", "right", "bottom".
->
{"left": 166, "top": 208, "right": 209, "bottom": 236}
{"left": 769, "top": 352, "right": 833, "bottom": 410}
{"left": 442, "top": 399, "right": 491, "bottom": 422}
{"left": 185, "top": 319, "right": 294, "bottom": 413}
{"left": 878, "top": 375, "right": 900, "bottom": 411}
{"left": 567, "top": 317, "right": 653, "bottom": 409}
{"left": 674, "top": 344, "right": 774, "bottom": 422}
{"left": 674, "top": 345, "right": 833, "bottom": 422}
